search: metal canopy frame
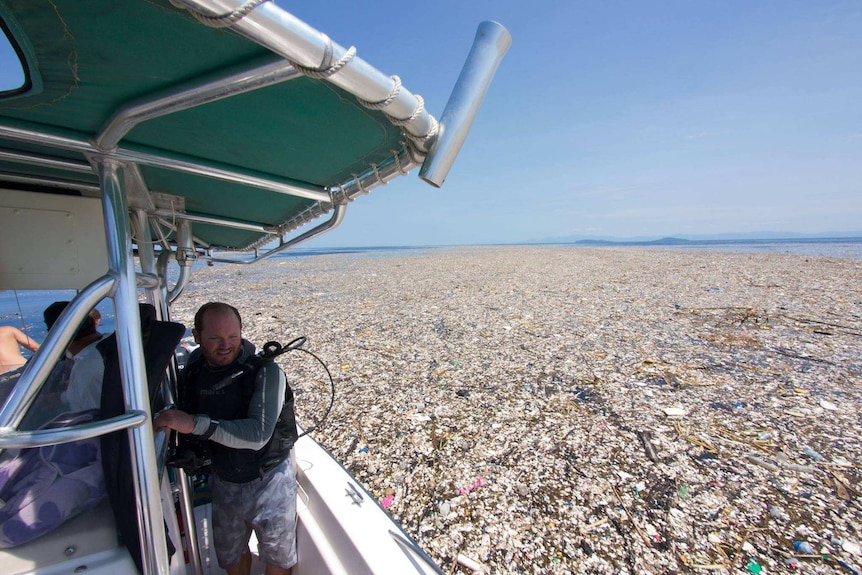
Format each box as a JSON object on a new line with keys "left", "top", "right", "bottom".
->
{"left": 0, "top": 3, "right": 509, "bottom": 574}
{"left": 0, "top": 0, "right": 510, "bottom": 259}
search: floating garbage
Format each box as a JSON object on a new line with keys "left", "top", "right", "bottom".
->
{"left": 836, "top": 559, "right": 861, "bottom": 575}
{"left": 746, "top": 559, "right": 762, "bottom": 573}
{"left": 458, "top": 477, "right": 487, "bottom": 495}
{"left": 456, "top": 553, "right": 484, "bottom": 573}
{"left": 820, "top": 399, "right": 839, "bottom": 411}
{"left": 803, "top": 447, "right": 825, "bottom": 461}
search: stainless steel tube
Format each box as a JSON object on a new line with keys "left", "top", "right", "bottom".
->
{"left": 0, "top": 173, "right": 100, "bottom": 194}
{"left": 151, "top": 209, "right": 278, "bottom": 233}
{"left": 0, "top": 148, "right": 94, "bottom": 173}
{"left": 172, "top": 0, "right": 437, "bottom": 145}
{"left": 96, "top": 55, "right": 302, "bottom": 151}
{"left": 0, "top": 122, "right": 329, "bottom": 203}
{"left": 0, "top": 412, "right": 148, "bottom": 449}
{"left": 206, "top": 202, "right": 346, "bottom": 264}
{"left": 98, "top": 159, "right": 171, "bottom": 575}
{"left": 419, "top": 22, "right": 511, "bottom": 187}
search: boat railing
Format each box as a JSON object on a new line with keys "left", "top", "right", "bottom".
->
{"left": 0, "top": 275, "right": 114, "bottom": 431}
{"left": 0, "top": 411, "right": 149, "bottom": 449}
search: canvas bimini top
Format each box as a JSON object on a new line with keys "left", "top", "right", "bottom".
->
{"left": 0, "top": 0, "right": 510, "bottom": 258}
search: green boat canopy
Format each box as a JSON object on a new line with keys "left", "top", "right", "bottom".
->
{"left": 0, "top": 0, "right": 498, "bottom": 253}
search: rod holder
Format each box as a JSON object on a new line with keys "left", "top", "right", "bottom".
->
{"left": 419, "top": 21, "right": 511, "bottom": 188}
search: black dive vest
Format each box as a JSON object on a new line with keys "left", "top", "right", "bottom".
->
{"left": 181, "top": 355, "right": 298, "bottom": 483}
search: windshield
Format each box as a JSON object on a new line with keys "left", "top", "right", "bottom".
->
{"left": 0, "top": 20, "right": 26, "bottom": 93}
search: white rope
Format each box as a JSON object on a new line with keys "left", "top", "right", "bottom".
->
{"left": 351, "top": 173, "right": 368, "bottom": 197}
{"left": 357, "top": 76, "right": 401, "bottom": 110}
{"left": 174, "top": 1, "right": 439, "bottom": 192}
{"left": 403, "top": 138, "right": 425, "bottom": 165}
{"left": 370, "top": 163, "right": 385, "bottom": 186}
{"left": 289, "top": 46, "right": 356, "bottom": 79}
{"left": 178, "top": 0, "right": 273, "bottom": 28}
{"left": 391, "top": 147, "right": 409, "bottom": 175}
{"left": 388, "top": 94, "right": 425, "bottom": 127}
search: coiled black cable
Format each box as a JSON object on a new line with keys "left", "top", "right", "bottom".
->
{"left": 261, "top": 337, "right": 335, "bottom": 437}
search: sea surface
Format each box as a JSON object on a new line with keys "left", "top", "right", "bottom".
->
{"left": 635, "top": 236, "right": 862, "bottom": 259}
{"left": 275, "top": 237, "right": 862, "bottom": 260}
{"left": 3, "top": 237, "right": 861, "bottom": 349}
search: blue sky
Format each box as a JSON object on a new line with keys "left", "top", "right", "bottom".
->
{"left": 2, "top": 1, "right": 861, "bottom": 246}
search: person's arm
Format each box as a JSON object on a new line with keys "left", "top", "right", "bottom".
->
{"left": 13, "top": 327, "right": 39, "bottom": 353}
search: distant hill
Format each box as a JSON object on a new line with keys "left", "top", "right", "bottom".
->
{"left": 535, "top": 231, "right": 862, "bottom": 245}
{"left": 574, "top": 236, "right": 692, "bottom": 246}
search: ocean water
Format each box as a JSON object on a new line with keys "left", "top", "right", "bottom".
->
{"left": 0, "top": 290, "right": 116, "bottom": 357}
{"left": 642, "top": 237, "right": 862, "bottom": 259}
{"left": 278, "top": 238, "right": 862, "bottom": 260}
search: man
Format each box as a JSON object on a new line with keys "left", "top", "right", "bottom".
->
{"left": 42, "top": 301, "right": 105, "bottom": 412}
{"left": 0, "top": 325, "right": 39, "bottom": 375}
{"left": 154, "top": 302, "right": 298, "bottom": 575}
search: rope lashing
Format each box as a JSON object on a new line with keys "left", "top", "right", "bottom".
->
{"left": 357, "top": 76, "right": 402, "bottom": 110}
{"left": 178, "top": 0, "right": 273, "bottom": 28}
{"left": 178, "top": 1, "right": 436, "bottom": 149}
{"left": 351, "top": 173, "right": 369, "bottom": 197}
{"left": 390, "top": 147, "right": 409, "bottom": 175}
{"left": 370, "top": 163, "right": 385, "bottom": 186}
{"left": 289, "top": 45, "right": 357, "bottom": 80}
{"left": 388, "top": 94, "right": 425, "bottom": 127}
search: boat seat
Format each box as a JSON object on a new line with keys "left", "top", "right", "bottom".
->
{"left": 99, "top": 303, "right": 185, "bottom": 572}
{"left": 0, "top": 500, "right": 134, "bottom": 575}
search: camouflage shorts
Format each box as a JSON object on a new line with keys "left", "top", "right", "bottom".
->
{"left": 211, "top": 453, "right": 297, "bottom": 569}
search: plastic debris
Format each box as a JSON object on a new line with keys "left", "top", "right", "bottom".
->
{"left": 746, "top": 560, "right": 762, "bottom": 573}
{"left": 836, "top": 559, "right": 861, "bottom": 575}
{"left": 820, "top": 399, "right": 839, "bottom": 411}
{"left": 456, "top": 553, "right": 484, "bottom": 573}
{"left": 793, "top": 541, "right": 815, "bottom": 555}
{"left": 768, "top": 505, "right": 787, "bottom": 521}
{"left": 637, "top": 430, "right": 660, "bottom": 462}
{"left": 458, "top": 477, "right": 487, "bottom": 495}
{"left": 747, "top": 454, "right": 779, "bottom": 472}
{"left": 803, "top": 447, "right": 825, "bottom": 461}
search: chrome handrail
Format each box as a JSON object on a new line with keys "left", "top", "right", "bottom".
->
{"left": 0, "top": 412, "right": 148, "bottom": 449}
{"left": 0, "top": 274, "right": 115, "bottom": 430}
